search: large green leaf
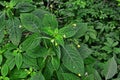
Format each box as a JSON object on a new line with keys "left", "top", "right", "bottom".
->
{"left": 0, "top": 30, "right": 4, "bottom": 43}
{"left": 20, "top": 13, "right": 42, "bottom": 33}
{"left": 20, "top": 34, "right": 40, "bottom": 51}
{"left": 83, "top": 74, "right": 94, "bottom": 80}
{"left": 10, "top": 69, "right": 28, "bottom": 79}
{"left": 32, "top": 9, "right": 50, "bottom": 19}
{"left": 94, "top": 70, "right": 102, "bottom": 80}
{"left": 1, "top": 64, "right": 9, "bottom": 77}
{"left": 5, "top": 57, "right": 15, "bottom": 70}
{"left": 62, "top": 44, "right": 84, "bottom": 75}
{"left": 52, "top": 57, "right": 60, "bottom": 70}
{"left": 7, "top": 18, "right": 22, "bottom": 45}
{"left": 43, "top": 59, "right": 54, "bottom": 80}
{"left": 0, "top": 12, "right": 5, "bottom": 43}
{"left": 0, "top": 12, "right": 5, "bottom": 31}
{"left": 103, "top": 57, "right": 117, "bottom": 80}
{"left": 15, "top": 2, "right": 35, "bottom": 12}
{"left": 42, "top": 14, "right": 58, "bottom": 29}
{"left": 59, "top": 23, "right": 84, "bottom": 38}
{"left": 0, "top": 55, "right": 2, "bottom": 65}
{"left": 78, "top": 44, "right": 92, "bottom": 59}
{"left": 15, "top": 53, "right": 23, "bottom": 69}
{"left": 22, "top": 54, "right": 38, "bottom": 68}
{"left": 74, "top": 23, "right": 87, "bottom": 38}
{"left": 62, "top": 73, "right": 80, "bottom": 80}
{"left": 30, "top": 72, "right": 45, "bottom": 80}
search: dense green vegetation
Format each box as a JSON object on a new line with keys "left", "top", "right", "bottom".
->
{"left": 0, "top": 0, "right": 120, "bottom": 80}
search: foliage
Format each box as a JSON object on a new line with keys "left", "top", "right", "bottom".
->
{"left": 0, "top": 0, "right": 120, "bottom": 80}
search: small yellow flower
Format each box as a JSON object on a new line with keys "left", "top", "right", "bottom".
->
{"left": 77, "top": 44, "right": 80, "bottom": 48}
{"left": 55, "top": 42, "right": 58, "bottom": 46}
{"left": 63, "top": 34, "right": 66, "bottom": 38}
{"left": 50, "top": 5, "right": 53, "bottom": 8}
{"left": 73, "top": 23, "right": 77, "bottom": 27}
{"left": 19, "top": 25, "right": 22, "bottom": 28}
{"left": 51, "top": 39, "right": 54, "bottom": 43}
{"left": 85, "top": 72, "right": 88, "bottom": 76}
{"left": 78, "top": 73, "right": 81, "bottom": 77}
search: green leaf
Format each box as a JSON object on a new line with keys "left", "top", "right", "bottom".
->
{"left": 0, "top": 12, "right": 5, "bottom": 43}
{"left": 1, "top": 64, "right": 9, "bottom": 77}
{"left": 113, "top": 78, "right": 120, "bottom": 80}
{"left": 74, "top": 23, "right": 87, "bottom": 38}
{"left": 26, "top": 46, "right": 51, "bottom": 58}
{"left": 0, "top": 55, "right": 2, "bottom": 65}
{"left": 0, "top": 12, "right": 5, "bottom": 31}
{"left": 10, "top": 0, "right": 32, "bottom": 6}
{"left": 30, "top": 72, "right": 45, "bottom": 80}
{"left": 10, "top": 69, "right": 28, "bottom": 79}
{"left": 52, "top": 57, "right": 60, "bottom": 70}
{"left": 20, "top": 13, "right": 42, "bottom": 33}
{"left": 22, "top": 54, "right": 38, "bottom": 68}
{"left": 20, "top": 34, "right": 40, "bottom": 51}
{"left": 94, "top": 70, "right": 102, "bottom": 80}
{"left": 55, "top": 34, "right": 64, "bottom": 46}
{"left": 15, "top": 53, "right": 23, "bottom": 69}
{"left": 78, "top": 44, "right": 92, "bottom": 59}
{"left": 7, "top": 18, "right": 22, "bottom": 45}
{"left": 62, "top": 73, "right": 80, "bottom": 80}
{"left": 83, "top": 74, "right": 94, "bottom": 80}
{"left": 6, "top": 57, "right": 15, "bottom": 70}
{"left": 89, "top": 32, "right": 96, "bottom": 39}
{"left": 15, "top": 2, "right": 35, "bottom": 12}
{"left": 32, "top": 9, "right": 50, "bottom": 19}
{"left": 59, "top": 23, "right": 83, "bottom": 38}
{"left": 0, "top": 30, "right": 4, "bottom": 43}
{"left": 103, "top": 57, "right": 117, "bottom": 80}
{"left": 43, "top": 59, "right": 54, "bottom": 80}
{"left": 62, "top": 44, "right": 84, "bottom": 75}
{"left": 42, "top": 14, "right": 58, "bottom": 29}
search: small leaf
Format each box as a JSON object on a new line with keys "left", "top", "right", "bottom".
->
{"left": 62, "top": 73, "right": 80, "bottom": 80}
{"left": 55, "top": 34, "right": 64, "bottom": 46}
{"left": 84, "top": 74, "right": 94, "bottom": 80}
{"left": 0, "top": 30, "right": 4, "bottom": 43}
{"left": 0, "top": 55, "right": 2, "bottom": 65}
{"left": 74, "top": 23, "right": 87, "bottom": 38}
{"left": 43, "top": 59, "right": 54, "bottom": 80}
{"left": 52, "top": 57, "right": 60, "bottom": 70}
{"left": 1, "top": 64, "right": 9, "bottom": 77}
{"left": 89, "top": 32, "right": 96, "bottom": 39}
{"left": 15, "top": 53, "right": 23, "bottom": 69}
{"left": 62, "top": 44, "right": 84, "bottom": 75}
{"left": 22, "top": 54, "right": 38, "bottom": 68}
{"left": 15, "top": 2, "right": 35, "bottom": 12}
{"left": 78, "top": 44, "right": 92, "bottom": 59}
{"left": 20, "top": 13, "right": 42, "bottom": 33}
{"left": 42, "top": 14, "right": 58, "bottom": 29}
{"left": 6, "top": 57, "right": 15, "bottom": 70}
{"left": 103, "top": 57, "right": 117, "bottom": 80}
{"left": 94, "top": 70, "right": 102, "bottom": 80}
{"left": 30, "top": 72, "right": 45, "bottom": 80}
{"left": 10, "top": 69, "right": 28, "bottom": 79}
{"left": 59, "top": 23, "right": 81, "bottom": 38}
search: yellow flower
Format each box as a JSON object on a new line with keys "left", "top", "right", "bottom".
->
{"left": 55, "top": 42, "right": 58, "bottom": 46}
{"left": 63, "top": 34, "right": 66, "bottom": 38}
{"left": 73, "top": 23, "right": 77, "bottom": 27}
{"left": 19, "top": 25, "right": 22, "bottom": 28}
{"left": 51, "top": 39, "right": 54, "bottom": 43}
{"left": 77, "top": 44, "right": 80, "bottom": 48}
{"left": 78, "top": 73, "right": 81, "bottom": 77}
